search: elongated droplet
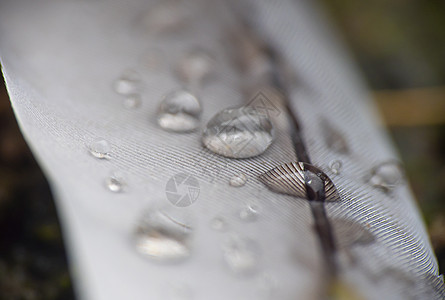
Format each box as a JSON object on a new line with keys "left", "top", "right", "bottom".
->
{"left": 134, "top": 209, "right": 192, "bottom": 262}
{"left": 259, "top": 162, "right": 340, "bottom": 201}
{"left": 222, "top": 235, "right": 260, "bottom": 276}
{"left": 176, "top": 50, "right": 213, "bottom": 84}
{"left": 368, "top": 161, "right": 403, "bottom": 191}
{"left": 210, "top": 216, "right": 227, "bottom": 231}
{"left": 202, "top": 106, "right": 274, "bottom": 158}
{"left": 239, "top": 204, "right": 259, "bottom": 222}
{"left": 229, "top": 173, "right": 247, "bottom": 187}
{"left": 332, "top": 219, "right": 375, "bottom": 248}
{"left": 113, "top": 71, "right": 140, "bottom": 95}
{"left": 329, "top": 160, "right": 342, "bottom": 175}
{"left": 123, "top": 94, "right": 142, "bottom": 109}
{"left": 321, "top": 119, "right": 349, "bottom": 154}
{"left": 105, "top": 173, "right": 125, "bottom": 193}
{"left": 88, "top": 139, "right": 111, "bottom": 159}
{"left": 157, "top": 90, "right": 202, "bottom": 132}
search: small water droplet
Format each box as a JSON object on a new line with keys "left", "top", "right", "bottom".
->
{"left": 210, "top": 216, "right": 227, "bottom": 231}
{"left": 113, "top": 71, "right": 140, "bottom": 95}
{"left": 134, "top": 209, "right": 192, "bottom": 262}
{"left": 123, "top": 94, "right": 142, "bottom": 109}
{"left": 105, "top": 173, "right": 126, "bottom": 193}
{"left": 176, "top": 50, "right": 213, "bottom": 84}
{"left": 88, "top": 139, "right": 111, "bottom": 159}
{"left": 229, "top": 173, "right": 247, "bottom": 187}
{"left": 368, "top": 161, "right": 403, "bottom": 191}
{"left": 332, "top": 219, "right": 375, "bottom": 248}
{"left": 202, "top": 106, "right": 274, "bottom": 158}
{"left": 259, "top": 162, "right": 339, "bottom": 201}
{"left": 157, "top": 90, "right": 202, "bottom": 132}
{"left": 329, "top": 160, "right": 342, "bottom": 175}
{"left": 222, "top": 235, "right": 260, "bottom": 276}
{"left": 321, "top": 119, "right": 349, "bottom": 154}
{"left": 239, "top": 204, "right": 259, "bottom": 222}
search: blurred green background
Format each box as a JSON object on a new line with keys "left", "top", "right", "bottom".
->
{"left": 0, "top": 1, "right": 444, "bottom": 298}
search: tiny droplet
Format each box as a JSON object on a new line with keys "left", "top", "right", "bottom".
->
{"left": 176, "top": 50, "right": 213, "bottom": 85}
{"left": 210, "top": 216, "right": 227, "bottom": 231}
{"left": 123, "top": 94, "right": 142, "bottom": 109}
{"left": 239, "top": 204, "right": 259, "bottom": 222}
{"left": 222, "top": 235, "right": 260, "bottom": 276}
{"left": 229, "top": 173, "right": 247, "bottom": 187}
{"left": 113, "top": 71, "right": 140, "bottom": 95}
{"left": 368, "top": 161, "right": 403, "bottom": 191}
{"left": 88, "top": 139, "right": 111, "bottom": 159}
{"left": 329, "top": 160, "right": 342, "bottom": 175}
{"left": 105, "top": 173, "right": 126, "bottom": 193}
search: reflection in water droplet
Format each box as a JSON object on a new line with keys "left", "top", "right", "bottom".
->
{"left": 259, "top": 162, "right": 339, "bottom": 201}
{"left": 105, "top": 173, "right": 126, "bottom": 193}
{"left": 222, "top": 235, "right": 260, "bottom": 275}
{"left": 134, "top": 209, "right": 192, "bottom": 262}
{"left": 321, "top": 119, "right": 349, "bottom": 154}
{"left": 329, "top": 160, "right": 342, "bottom": 175}
{"left": 239, "top": 204, "right": 259, "bottom": 222}
{"left": 332, "top": 219, "right": 375, "bottom": 248}
{"left": 202, "top": 107, "right": 274, "bottom": 158}
{"left": 176, "top": 50, "right": 213, "bottom": 85}
{"left": 368, "top": 161, "right": 403, "bottom": 191}
{"left": 88, "top": 139, "right": 111, "bottom": 159}
{"left": 123, "top": 94, "right": 142, "bottom": 109}
{"left": 210, "top": 216, "right": 227, "bottom": 231}
{"left": 229, "top": 173, "right": 247, "bottom": 187}
{"left": 113, "top": 71, "right": 140, "bottom": 95}
{"left": 157, "top": 90, "right": 202, "bottom": 132}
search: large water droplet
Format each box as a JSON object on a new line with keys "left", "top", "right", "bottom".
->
{"left": 113, "top": 71, "right": 140, "bottom": 95}
{"left": 176, "top": 50, "right": 213, "bottom": 85}
{"left": 239, "top": 204, "right": 259, "bottom": 222}
{"left": 202, "top": 106, "right": 274, "bottom": 158}
{"left": 123, "top": 94, "right": 142, "bottom": 109}
{"left": 368, "top": 161, "right": 403, "bottom": 191}
{"left": 157, "top": 90, "right": 202, "bottom": 132}
{"left": 321, "top": 119, "right": 349, "bottom": 154}
{"left": 105, "top": 173, "right": 126, "bottom": 193}
{"left": 134, "top": 209, "right": 192, "bottom": 262}
{"left": 229, "top": 173, "right": 247, "bottom": 187}
{"left": 88, "top": 139, "right": 111, "bottom": 159}
{"left": 222, "top": 235, "right": 260, "bottom": 276}
{"left": 259, "top": 162, "right": 340, "bottom": 201}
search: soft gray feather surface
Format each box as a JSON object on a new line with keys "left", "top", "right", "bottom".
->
{"left": 0, "top": 0, "right": 443, "bottom": 299}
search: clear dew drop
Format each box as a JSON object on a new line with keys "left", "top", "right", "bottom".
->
{"left": 368, "top": 161, "right": 403, "bottom": 191}
{"left": 88, "top": 139, "right": 111, "bottom": 159}
{"left": 229, "top": 173, "right": 247, "bottom": 187}
{"left": 123, "top": 94, "right": 142, "bottom": 109}
{"left": 105, "top": 174, "right": 126, "bottom": 193}
{"left": 239, "top": 204, "right": 259, "bottom": 222}
{"left": 210, "top": 216, "right": 227, "bottom": 231}
{"left": 113, "top": 71, "right": 140, "bottom": 95}
{"left": 329, "top": 160, "right": 342, "bottom": 175}
{"left": 202, "top": 106, "right": 274, "bottom": 158}
{"left": 176, "top": 50, "right": 213, "bottom": 84}
{"left": 222, "top": 235, "right": 260, "bottom": 276}
{"left": 134, "top": 209, "right": 192, "bottom": 262}
{"left": 157, "top": 90, "right": 202, "bottom": 132}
